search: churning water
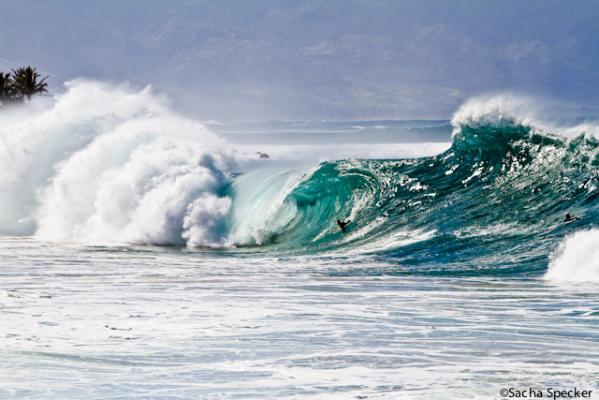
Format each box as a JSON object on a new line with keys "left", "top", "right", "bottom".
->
{"left": 1, "top": 83, "right": 598, "bottom": 399}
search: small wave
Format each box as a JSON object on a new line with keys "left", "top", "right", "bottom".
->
{"left": 545, "top": 229, "right": 599, "bottom": 283}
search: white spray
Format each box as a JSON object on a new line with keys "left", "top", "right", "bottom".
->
{"left": 545, "top": 229, "right": 599, "bottom": 283}
{"left": 0, "top": 80, "right": 234, "bottom": 247}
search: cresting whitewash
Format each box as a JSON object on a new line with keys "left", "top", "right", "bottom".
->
{"left": 0, "top": 81, "right": 235, "bottom": 247}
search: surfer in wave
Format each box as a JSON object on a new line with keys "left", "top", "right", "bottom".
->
{"left": 564, "top": 213, "right": 577, "bottom": 223}
{"left": 337, "top": 219, "right": 351, "bottom": 233}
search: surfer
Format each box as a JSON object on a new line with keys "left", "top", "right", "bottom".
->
{"left": 564, "top": 213, "right": 576, "bottom": 223}
{"left": 336, "top": 219, "right": 351, "bottom": 233}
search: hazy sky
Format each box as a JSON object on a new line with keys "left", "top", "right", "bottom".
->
{"left": 1, "top": 0, "right": 598, "bottom": 121}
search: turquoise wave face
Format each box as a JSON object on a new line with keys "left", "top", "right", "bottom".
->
{"left": 227, "top": 118, "right": 599, "bottom": 276}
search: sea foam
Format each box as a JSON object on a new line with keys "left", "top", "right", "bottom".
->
{"left": 0, "top": 80, "right": 234, "bottom": 247}
{"left": 545, "top": 229, "right": 599, "bottom": 283}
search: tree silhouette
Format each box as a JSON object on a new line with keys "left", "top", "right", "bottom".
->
{"left": 0, "top": 72, "right": 16, "bottom": 104}
{"left": 11, "top": 66, "right": 48, "bottom": 101}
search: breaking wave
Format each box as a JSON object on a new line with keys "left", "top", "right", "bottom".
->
{"left": 1, "top": 87, "right": 598, "bottom": 279}
{"left": 0, "top": 80, "right": 234, "bottom": 247}
{"left": 545, "top": 229, "right": 599, "bottom": 283}
{"left": 226, "top": 95, "right": 599, "bottom": 277}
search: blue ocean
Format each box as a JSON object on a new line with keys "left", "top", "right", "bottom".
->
{"left": 1, "top": 83, "right": 598, "bottom": 399}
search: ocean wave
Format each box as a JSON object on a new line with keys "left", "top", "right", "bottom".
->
{"left": 227, "top": 95, "right": 599, "bottom": 276}
{"left": 545, "top": 229, "right": 599, "bottom": 283}
{"left": 1, "top": 89, "right": 598, "bottom": 276}
{"left": 0, "top": 80, "right": 235, "bottom": 247}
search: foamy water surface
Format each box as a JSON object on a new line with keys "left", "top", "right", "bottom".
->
{"left": 1, "top": 238, "right": 599, "bottom": 399}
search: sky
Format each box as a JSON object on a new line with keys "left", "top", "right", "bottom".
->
{"left": 1, "top": 0, "right": 599, "bottom": 121}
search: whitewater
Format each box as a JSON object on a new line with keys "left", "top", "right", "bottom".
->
{"left": 1, "top": 82, "right": 599, "bottom": 399}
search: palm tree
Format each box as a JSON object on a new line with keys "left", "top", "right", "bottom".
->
{"left": 11, "top": 66, "right": 48, "bottom": 101}
{"left": 0, "top": 72, "right": 16, "bottom": 104}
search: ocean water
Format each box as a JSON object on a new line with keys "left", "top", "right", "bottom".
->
{"left": 1, "top": 83, "right": 599, "bottom": 399}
